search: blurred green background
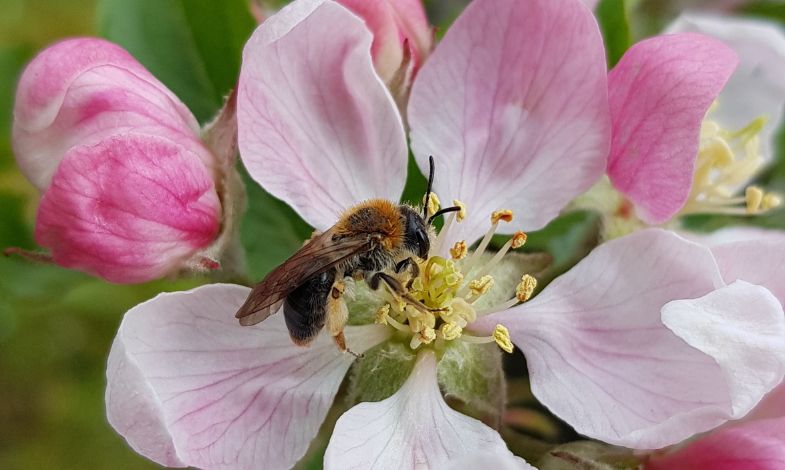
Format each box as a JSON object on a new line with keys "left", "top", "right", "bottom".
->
{"left": 0, "top": 0, "right": 784, "bottom": 469}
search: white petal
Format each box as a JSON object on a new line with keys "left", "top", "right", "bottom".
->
{"left": 106, "top": 283, "right": 388, "bottom": 469}
{"left": 238, "top": 0, "right": 408, "bottom": 230}
{"left": 663, "top": 280, "right": 785, "bottom": 418}
{"left": 324, "top": 350, "right": 514, "bottom": 469}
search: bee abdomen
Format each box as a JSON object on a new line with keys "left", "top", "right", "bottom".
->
{"left": 283, "top": 268, "right": 336, "bottom": 345}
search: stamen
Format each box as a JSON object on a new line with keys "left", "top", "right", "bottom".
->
{"left": 440, "top": 322, "right": 462, "bottom": 341}
{"left": 410, "top": 327, "right": 436, "bottom": 349}
{"left": 511, "top": 231, "right": 527, "bottom": 249}
{"left": 458, "top": 324, "right": 514, "bottom": 353}
{"left": 462, "top": 231, "right": 528, "bottom": 291}
{"left": 462, "top": 208, "right": 514, "bottom": 275}
{"left": 431, "top": 198, "right": 464, "bottom": 255}
{"left": 516, "top": 275, "right": 537, "bottom": 302}
{"left": 493, "top": 324, "right": 514, "bottom": 353}
{"left": 424, "top": 192, "right": 441, "bottom": 218}
{"left": 746, "top": 186, "right": 764, "bottom": 213}
{"left": 375, "top": 304, "right": 409, "bottom": 332}
{"left": 450, "top": 240, "right": 468, "bottom": 260}
{"left": 468, "top": 275, "right": 494, "bottom": 299}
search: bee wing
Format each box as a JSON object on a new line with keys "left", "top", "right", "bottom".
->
{"left": 235, "top": 229, "right": 372, "bottom": 326}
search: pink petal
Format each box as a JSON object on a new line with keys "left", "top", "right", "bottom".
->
{"left": 662, "top": 280, "right": 785, "bottom": 418}
{"left": 707, "top": 230, "right": 785, "bottom": 306}
{"left": 238, "top": 0, "right": 407, "bottom": 231}
{"left": 606, "top": 33, "right": 738, "bottom": 224}
{"left": 13, "top": 38, "right": 199, "bottom": 190}
{"left": 337, "top": 0, "right": 432, "bottom": 82}
{"left": 474, "top": 229, "right": 784, "bottom": 449}
{"left": 408, "top": 0, "right": 610, "bottom": 245}
{"left": 35, "top": 133, "right": 221, "bottom": 284}
{"left": 437, "top": 452, "right": 536, "bottom": 470}
{"left": 647, "top": 418, "right": 785, "bottom": 470}
{"left": 106, "top": 283, "right": 389, "bottom": 469}
{"left": 324, "top": 350, "right": 516, "bottom": 469}
{"left": 666, "top": 14, "right": 785, "bottom": 161}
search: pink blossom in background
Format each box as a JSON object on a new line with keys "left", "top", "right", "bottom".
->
{"left": 105, "top": 0, "right": 785, "bottom": 468}
{"left": 338, "top": 0, "right": 433, "bottom": 83}
{"left": 12, "top": 38, "right": 222, "bottom": 283}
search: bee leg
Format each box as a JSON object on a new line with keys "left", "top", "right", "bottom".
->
{"left": 369, "top": 272, "right": 439, "bottom": 315}
{"left": 326, "top": 279, "right": 362, "bottom": 358}
{"left": 395, "top": 257, "right": 420, "bottom": 290}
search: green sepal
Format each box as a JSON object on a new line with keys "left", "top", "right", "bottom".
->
{"left": 437, "top": 341, "right": 505, "bottom": 418}
{"left": 538, "top": 441, "right": 639, "bottom": 470}
{"left": 345, "top": 340, "right": 416, "bottom": 404}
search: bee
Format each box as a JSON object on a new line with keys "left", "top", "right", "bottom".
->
{"left": 235, "top": 157, "right": 461, "bottom": 353}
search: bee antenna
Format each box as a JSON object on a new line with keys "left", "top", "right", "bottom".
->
{"left": 423, "top": 155, "right": 435, "bottom": 219}
{"left": 428, "top": 206, "right": 461, "bottom": 224}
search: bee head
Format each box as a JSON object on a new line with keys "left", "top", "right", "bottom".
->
{"left": 400, "top": 205, "right": 430, "bottom": 259}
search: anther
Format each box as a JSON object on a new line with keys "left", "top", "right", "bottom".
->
{"left": 516, "top": 275, "right": 537, "bottom": 302}
{"left": 763, "top": 193, "right": 782, "bottom": 210}
{"left": 493, "top": 324, "right": 514, "bottom": 353}
{"left": 511, "top": 231, "right": 527, "bottom": 249}
{"left": 746, "top": 186, "right": 764, "bottom": 213}
{"left": 468, "top": 275, "right": 494, "bottom": 298}
{"left": 450, "top": 240, "right": 468, "bottom": 260}
{"left": 453, "top": 199, "right": 467, "bottom": 222}
{"left": 440, "top": 322, "right": 463, "bottom": 341}
{"left": 424, "top": 192, "right": 441, "bottom": 218}
{"left": 491, "top": 209, "right": 514, "bottom": 224}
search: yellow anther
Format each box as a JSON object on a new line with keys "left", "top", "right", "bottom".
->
{"left": 408, "top": 310, "right": 436, "bottom": 333}
{"left": 763, "top": 193, "right": 782, "bottom": 210}
{"left": 516, "top": 275, "right": 537, "bottom": 302}
{"left": 511, "top": 231, "right": 527, "bottom": 249}
{"left": 493, "top": 324, "right": 514, "bottom": 353}
{"left": 411, "top": 327, "right": 436, "bottom": 349}
{"left": 453, "top": 199, "right": 467, "bottom": 222}
{"left": 440, "top": 322, "right": 463, "bottom": 341}
{"left": 375, "top": 304, "right": 390, "bottom": 325}
{"left": 450, "top": 240, "right": 468, "bottom": 260}
{"left": 746, "top": 186, "right": 764, "bottom": 213}
{"left": 424, "top": 192, "right": 441, "bottom": 218}
{"left": 491, "top": 209, "right": 514, "bottom": 224}
{"left": 469, "top": 275, "right": 495, "bottom": 297}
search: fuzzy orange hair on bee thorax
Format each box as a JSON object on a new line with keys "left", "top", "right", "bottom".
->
{"left": 335, "top": 199, "right": 405, "bottom": 250}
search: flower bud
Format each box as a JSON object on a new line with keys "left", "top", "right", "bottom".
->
{"left": 12, "top": 38, "right": 223, "bottom": 283}
{"left": 337, "top": 0, "right": 433, "bottom": 83}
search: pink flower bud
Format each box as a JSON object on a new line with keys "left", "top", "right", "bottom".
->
{"left": 12, "top": 38, "right": 222, "bottom": 283}
{"left": 337, "top": 0, "right": 433, "bottom": 83}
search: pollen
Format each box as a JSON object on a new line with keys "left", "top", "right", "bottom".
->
{"left": 468, "top": 275, "right": 494, "bottom": 297}
{"left": 371, "top": 206, "right": 532, "bottom": 354}
{"left": 453, "top": 199, "right": 467, "bottom": 222}
{"left": 424, "top": 192, "right": 441, "bottom": 218}
{"left": 681, "top": 109, "right": 781, "bottom": 218}
{"left": 516, "top": 275, "right": 537, "bottom": 302}
{"left": 493, "top": 324, "right": 514, "bottom": 353}
{"left": 491, "top": 209, "right": 514, "bottom": 224}
{"left": 511, "top": 231, "right": 527, "bottom": 249}
{"left": 450, "top": 240, "right": 468, "bottom": 260}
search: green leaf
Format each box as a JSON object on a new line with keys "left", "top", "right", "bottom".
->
{"left": 239, "top": 168, "right": 313, "bottom": 281}
{"left": 596, "top": 0, "right": 632, "bottom": 67}
{"left": 96, "top": 0, "right": 255, "bottom": 122}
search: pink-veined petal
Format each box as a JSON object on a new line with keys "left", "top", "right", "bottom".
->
{"left": 607, "top": 33, "right": 738, "bottom": 224}
{"left": 408, "top": 0, "right": 610, "bottom": 246}
{"left": 647, "top": 418, "right": 785, "bottom": 470}
{"left": 35, "top": 132, "right": 221, "bottom": 284}
{"left": 706, "top": 229, "right": 785, "bottom": 305}
{"left": 666, "top": 14, "right": 785, "bottom": 161}
{"left": 238, "top": 0, "right": 407, "bottom": 231}
{"left": 662, "top": 280, "right": 785, "bottom": 418}
{"left": 106, "top": 283, "right": 389, "bottom": 470}
{"left": 13, "top": 38, "right": 199, "bottom": 190}
{"left": 324, "top": 350, "right": 515, "bottom": 469}
{"left": 473, "top": 229, "right": 785, "bottom": 449}
{"left": 338, "top": 0, "right": 432, "bottom": 82}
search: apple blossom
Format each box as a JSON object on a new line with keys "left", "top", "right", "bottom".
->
{"left": 10, "top": 38, "right": 228, "bottom": 283}
{"left": 104, "top": 0, "right": 785, "bottom": 468}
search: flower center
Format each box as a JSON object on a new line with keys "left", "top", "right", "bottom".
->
{"left": 681, "top": 105, "right": 781, "bottom": 216}
{"left": 373, "top": 198, "right": 536, "bottom": 353}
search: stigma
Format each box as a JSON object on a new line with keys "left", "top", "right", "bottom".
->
{"left": 374, "top": 200, "right": 536, "bottom": 353}
{"left": 681, "top": 107, "right": 781, "bottom": 217}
